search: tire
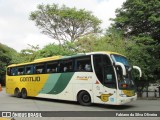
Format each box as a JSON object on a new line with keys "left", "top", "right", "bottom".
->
{"left": 14, "top": 88, "right": 21, "bottom": 98}
{"left": 77, "top": 91, "right": 91, "bottom": 106}
{"left": 21, "top": 88, "right": 27, "bottom": 99}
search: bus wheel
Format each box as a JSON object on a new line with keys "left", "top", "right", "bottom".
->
{"left": 21, "top": 88, "right": 27, "bottom": 99}
{"left": 14, "top": 88, "right": 21, "bottom": 98}
{"left": 77, "top": 91, "right": 91, "bottom": 106}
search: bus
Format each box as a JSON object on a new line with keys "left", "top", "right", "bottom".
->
{"left": 6, "top": 51, "right": 142, "bottom": 105}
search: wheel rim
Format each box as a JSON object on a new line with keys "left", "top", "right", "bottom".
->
{"left": 15, "top": 89, "right": 19, "bottom": 97}
{"left": 22, "top": 89, "right": 27, "bottom": 98}
{"left": 22, "top": 91, "right": 25, "bottom": 97}
{"left": 82, "top": 94, "right": 90, "bottom": 103}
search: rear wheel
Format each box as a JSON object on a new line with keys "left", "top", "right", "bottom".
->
{"left": 77, "top": 91, "right": 91, "bottom": 106}
{"left": 14, "top": 88, "right": 21, "bottom": 98}
{"left": 21, "top": 88, "right": 27, "bottom": 99}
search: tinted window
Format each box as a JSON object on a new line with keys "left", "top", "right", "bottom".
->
{"left": 25, "top": 65, "right": 33, "bottom": 74}
{"left": 63, "top": 59, "right": 73, "bottom": 72}
{"left": 46, "top": 61, "right": 58, "bottom": 73}
{"left": 93, "top": 55, "right": 103, "bottom": 83}
{"left": 93, "top": 55, "right": 116, "bottom": 88}
{"left": 76, "top": 56, "right": 92, "bottom": 72}
{"left": 17, "top": 67, "right": 25, "bottom": 75}
{"left": 35, "top": 64, "right": 45, "bottom": 74}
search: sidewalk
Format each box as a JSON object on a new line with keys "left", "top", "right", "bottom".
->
{"left": 137, "top": 97, "right": 160, "bottom": 100}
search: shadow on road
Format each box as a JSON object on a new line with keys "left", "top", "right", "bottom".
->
{"left": 92, "top": 104, "right": 135, "bottom": 110}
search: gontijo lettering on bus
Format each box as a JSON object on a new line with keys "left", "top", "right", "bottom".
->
{"left": 20, "top": 76, "right": 40, "bottom": 82}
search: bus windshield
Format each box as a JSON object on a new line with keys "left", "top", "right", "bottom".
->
{"left": 111, "top": 54, "right": 136, "bottom": 90}
{"left": 111, "top": 54, "right": 129, "bottom": 66}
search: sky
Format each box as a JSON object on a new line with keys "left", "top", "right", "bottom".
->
{"left": 0, "top": 0, "right": 126, "bottom": 52}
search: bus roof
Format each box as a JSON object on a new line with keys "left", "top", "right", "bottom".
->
{"left": 7, "top": 51, "right": 124, "bottom": 67}
{"left": 87, "top": 51, "right": 124, "bottom": 56}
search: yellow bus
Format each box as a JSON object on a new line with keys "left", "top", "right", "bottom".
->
{"left": 6, "top": 51, "right": 142, "bottom": 105}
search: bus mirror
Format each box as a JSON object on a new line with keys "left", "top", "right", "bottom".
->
{"left": 115, "top": 62, "right": 126, "bottom": 76}
{"left": 133, "top": 66, "right": 142, "bottom": 77}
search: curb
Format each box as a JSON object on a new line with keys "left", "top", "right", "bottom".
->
{"left": 0, "top": 118, "right": 12, "bottom": 120}
{"left": 137, "top": 98, "right": 160, "bottom": 100}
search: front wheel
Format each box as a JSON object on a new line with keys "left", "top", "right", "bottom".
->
{"left": 21, "top": 88, "right": 27, "bottom": 99}
{"left": 77, "top": 91, "right": 91, "bottom": 106}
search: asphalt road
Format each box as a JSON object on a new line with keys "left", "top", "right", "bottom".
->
{"left": 0, "top": 87, "right": 160, "bottom": 120}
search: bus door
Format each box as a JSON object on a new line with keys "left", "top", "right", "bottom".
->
{"left": 93, "top": 55, "right": 117, "bottom": 104}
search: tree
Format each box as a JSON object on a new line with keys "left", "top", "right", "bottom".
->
{"left": 0, "top": 43, "right": 18, "bottom": 85}
{"left": 0, "top": 43, "right": 17, "bottom": 73}
{"left": 74, "top": 34, "right": 98, "bottom": 53}
{"left": 30, "top": 4, "right": 102, "bottom": 45}
{"left": 38, "top": 43, "right": 74, "bottom": 58}
{"left": 111, "top": 0, "right": 160, "bottom": 81}
{"left": 20, "top": 44, "right": 40, "bottom": 62}
{"left": 112, "top": 0, "right": 160, "bottom": 41}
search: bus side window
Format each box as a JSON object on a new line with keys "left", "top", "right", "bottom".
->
{"left": 56, "top": 62, "right": 64, "bottom": 73}
{"left": 63, "top": 59, "right": 73, "bottom": 72}
{"left": 76, "top": 56, "right": 92, "bottom": 72}
{"left": 8, "top": 67, "right": 16, "bottom": 76}
{"left": 18, "top": 67, "right": 24, "bottom": 75}
{"left": 35, "top": 64, "right": 45, "bottom": 74}
{"left": 11, "top": 67, "right": 17, "bottom": 75}
{"left": 25, "top": 65, "right": 33, "bottom": 74}
{"left": 46, "top": 61, "right": 58, "bottom": 73}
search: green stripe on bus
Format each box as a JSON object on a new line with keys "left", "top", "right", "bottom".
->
{"left": 48, "top": 72, "right": 74, "bottom": 94}
{"left": 39, "top": 73, "right": 61, "bottom": 94}
{"left": 40, "top": 73, "right": 74, "bottom": 94}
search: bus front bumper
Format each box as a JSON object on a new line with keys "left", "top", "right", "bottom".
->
{"left": 117, "top": 95, "right": 137, "bottom": 105}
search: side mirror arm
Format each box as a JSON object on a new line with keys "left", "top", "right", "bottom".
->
{"left": 115, "top": 62, "right": 126, "bottom": 76}
{"left": 133, "top": 66, "right": 142, "bottom": 77}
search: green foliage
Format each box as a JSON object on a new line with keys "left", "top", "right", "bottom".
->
{"left": 38, "top": 43, "right": 75, "bottom": 58}
{"left": 94, "top": 28, "right": 132, "bottom": 55}
{"left": 0, "top": 43, "right": 17, "bottom": 73}
{"left": 74, "top": 34, "right": 98, "bottom": 53}
{"left": 30, "top": 3, "right": 102, "bottom": 44}
{"left": 112, "top": 0, "right": 160, "bottom": 41}
{"left": 127, "top": 35, "right": 159, "bottom": 81}
{"left": 111, "top": 0, "right": 160, "bottom": 81}
{"left": 19, "top": 44, "right": 40, "bottom": 62}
